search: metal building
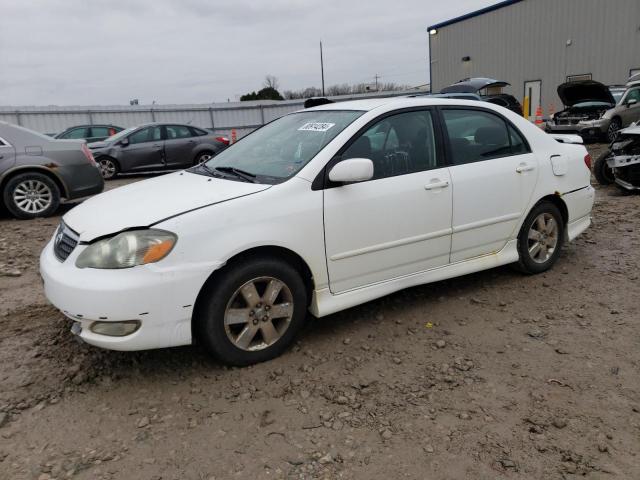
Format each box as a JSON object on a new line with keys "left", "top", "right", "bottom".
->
{"left": 428, "top": 0, "right": 640, "bottom": 117}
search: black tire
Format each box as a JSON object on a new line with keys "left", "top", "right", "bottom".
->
{"left": 194, "top": 256, "right": 308, "bottom": 366}
{"left": 2, "top": 172, "right": 60, "bottom": 219}
{"left": 98, "top": 157, "right": 119, "bottom": 179}
{"left": 194, "top": 151, "right": 215, "bottom": 166}
{"left": 515, "top": 201, "right": 565, "bottom": 274}
{"left": 593, "top": 149, "right": 615, "bottom": 185}
{"left": 606, "top": 118, "right": 621, "bottom": 143}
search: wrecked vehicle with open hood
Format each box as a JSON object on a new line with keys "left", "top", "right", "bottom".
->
{"left": 545, "top": 80, "right": 619, "bottom": 143}
{"left": 593, "top": 124, "right": 640, "bottom": 190}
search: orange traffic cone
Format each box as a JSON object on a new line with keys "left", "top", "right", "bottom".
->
{"left": 534, "top": 105, "right": 544, "bottom": 128}
{"left": 231, "top": 128, "right": 237, "bottom": 144}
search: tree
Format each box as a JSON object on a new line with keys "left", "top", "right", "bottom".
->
{"left": 240, "top": 86, "right": 284, "bottom": 101}
{"left": 263, "top": 75, "right": 279, "bottom": 91}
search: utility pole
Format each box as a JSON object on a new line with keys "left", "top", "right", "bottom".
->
{"left": 320, "top": 40, "right": 325, "bottom": 96}
{"left": 374, "top": 74, "right": 380, "bottom": 91}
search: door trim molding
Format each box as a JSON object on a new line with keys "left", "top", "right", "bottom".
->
{"left": 452, "top": 212, "right": 521, "bottom": 234}
{"left": 330, "top": 228, "right": 452, "bottom": 261}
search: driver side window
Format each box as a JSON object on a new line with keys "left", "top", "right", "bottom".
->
{"left": 341, "top": 110, "right": 437, "bottom": 180}
{"left": 128, "top": 127, "right": 162, "bottom": 144}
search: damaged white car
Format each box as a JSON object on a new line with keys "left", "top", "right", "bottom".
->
{"left": 40, "top": 97, "right": 595, "bottom": 366}
{"left": 594, "top": 123, "right": 640, "bottom": 190}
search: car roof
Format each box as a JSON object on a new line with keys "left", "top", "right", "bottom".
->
{"left": 304, "top": 96, "right": 505, "bottom": 113}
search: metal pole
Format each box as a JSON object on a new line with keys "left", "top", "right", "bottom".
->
{"left": 320, "top": 41, "right": 325, "bottom": 96}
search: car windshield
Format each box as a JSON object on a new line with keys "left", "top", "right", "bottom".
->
{"left": 201, "top": 110, "right": 364, "bottom": 183}
{"left": 610, "top": 89, "right": 625, "bottom": 104}
{"left": 106, "top": 126, "right": 136, "bottom": 142}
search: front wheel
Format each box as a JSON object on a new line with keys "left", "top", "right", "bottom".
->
{"left": 593, "top": 149, "right": 615, "bottom": 185}
{"left": 606, "top": 118, "right": 621, "bottom": 143}
{"left": 98, "top": 157, "right": 119, "bottom": 180}
{"left": 194, "top": 257, "right": 308, "bottom": 366}
{"left": 515, "top": 202, "right": 565, "bottom": 274}
{"left": 3, "top": 172, "right": 60, "bottom": 219}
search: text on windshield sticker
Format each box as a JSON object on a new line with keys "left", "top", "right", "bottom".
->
{"left": 298, "top": 122, "right": 335, "bottom": 132}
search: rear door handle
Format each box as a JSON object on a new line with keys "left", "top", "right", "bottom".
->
{"left": 424, "top": 180, "right": 449, "bottom": 190}
{"left": 516, "top": 164, "right": 535, "bottom": 173}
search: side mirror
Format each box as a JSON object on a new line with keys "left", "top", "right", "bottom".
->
{"left": 328, "top": 158, "right": 374, "bottom": 183}
{"left": 119, "top": 137, "right": 129, "bottom": 146}
{"left": 626, "top": 98, "right": 638, "bottom": 107}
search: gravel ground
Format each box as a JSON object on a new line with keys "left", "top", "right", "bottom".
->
{"left": 1, "top": 148, "right": 639, "bottom": 480}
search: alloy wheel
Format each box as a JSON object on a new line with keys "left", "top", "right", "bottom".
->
{"left": 12, "top": 179, "right": 53, "bottom": 214}
{"left": 196, "top": 153, "right": 213, "bottom": 165}
{"left": 223, "top": 276, "right": 294, "bottom": 351}
{"left": 527, "top": 213, "right": 559, "bottom": 263}
{"left": 99, "top": 159, "right": 117, "bottom": 179}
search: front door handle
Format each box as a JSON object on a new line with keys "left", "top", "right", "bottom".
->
{"left": 516, "top": 164, "right": 535, "bottom": 173}
{"left": 424, "top": 180, "right": 450, "bottom": 190}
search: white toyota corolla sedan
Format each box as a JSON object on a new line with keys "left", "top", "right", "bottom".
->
{"left": 40, "top": 97, "right": 595, "bottom": 365}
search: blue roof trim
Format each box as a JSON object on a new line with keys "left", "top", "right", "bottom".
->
{"left": 427, "top": 0, "right": 525, "bottom": 30}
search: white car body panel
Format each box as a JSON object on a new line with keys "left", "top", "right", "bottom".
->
{"left": 40, "top": 97, "right": 595, "bottom": 351}
{"left": 324, "top": 167, "right": 452, "bottom": 292}
{"left": 64, "top": 171, "right": 270, "bottom": 241}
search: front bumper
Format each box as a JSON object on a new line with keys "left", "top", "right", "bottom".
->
{"left": 40, "top": 239, "right": 221, "bottom": 351}
{"left": 545, "top": 120, "right": 609, "bottom": 142}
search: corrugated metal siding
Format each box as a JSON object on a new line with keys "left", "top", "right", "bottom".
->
{"left": 430, "top": 0, "right": 640, "bottom": 110}
{"left": 0, "top": 90, "right": 424, "bottom": 136}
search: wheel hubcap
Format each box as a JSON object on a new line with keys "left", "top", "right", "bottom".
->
{"left": 13, "top": 180, "right": 52, "bottom": 213}
{"left": 224, "top": 277, "right": 294, "bottom": 351}
{"left": 527, "top": 213, "right": 558, "bottom": 264}
{"left": 99, "top": 159, "right": 116, "bottom": 178}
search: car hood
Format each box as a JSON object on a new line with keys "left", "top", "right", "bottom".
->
{"left": 557, "top": 80, "right": 615, "bottom": 106}
{"left": 63, "top": 171, "right": 271, "bottom": 241}
{"left": 441, "top": 78, "right": 509, "bottom": 94}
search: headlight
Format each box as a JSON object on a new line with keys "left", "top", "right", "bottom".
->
{"left": 76, "top": 229, "right": 177, "bottom": 269}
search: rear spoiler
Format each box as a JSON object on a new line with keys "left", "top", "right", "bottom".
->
{"left": 550, "top": 134, "right": 584, "bottom": 145}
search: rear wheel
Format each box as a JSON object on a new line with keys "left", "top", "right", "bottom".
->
{"left": 593, "top": 149, "right": 615, "bottom": 185}
{"left": 3, "top": 172, "right": 60, "bottom": 219}
{"left": 98, "top": 157, "right": 119, "bottom": 179}
{"left": 194, "top": 256, "right": 308, "bottom": 366}
{"left": 194, "top": 151, "right": 214, "bottom": 166}
{"left": 606, "top": 118, "right": 621, "bottom": 143}
{"left": 515, "top": 202, "right": 564, "bottom": 274}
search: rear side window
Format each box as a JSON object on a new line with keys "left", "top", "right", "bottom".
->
{"left": 166, "top": 125, "right": 192, "bottom": 139}
{"left": 91, "top": 127, "right": 111, "bottom": 138}
{"left": 190, "top": 127, "right": 208, "bottom": 136}
{"left": 62, "top": 127, "right": 89, "bottom": 139}
{"left": 442, "top": 109, "right": 528, "bottom": 165}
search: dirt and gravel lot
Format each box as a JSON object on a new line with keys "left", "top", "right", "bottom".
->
{"left": 1, "top": 147, "right": 639, "bottom": 480}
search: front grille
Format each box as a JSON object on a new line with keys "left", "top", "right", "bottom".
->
{"left": 53, "top": 222, "right": 79, "bottom": 262}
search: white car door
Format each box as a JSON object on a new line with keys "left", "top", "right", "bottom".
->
{"left": 323, "top": 109, "right": 453, "bottom": 293}
{"left": 440, "top": 108, "right": 539, "bottom": 262}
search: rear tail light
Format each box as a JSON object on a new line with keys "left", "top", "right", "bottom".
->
{"left": 584, "top": 153, "right": 592, "bottom": 171}
{"left": 215, "top": 136, "right": 230, "bottom": 146}
{"left": 82, "top": 143, "right": 96, "bottom": 165}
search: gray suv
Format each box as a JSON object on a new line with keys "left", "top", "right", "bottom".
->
{"left": 0, "top": 122, "right": 104, "bottom": 219}
{"left": 89, "top": 123, "right": 229, "bottom": 179}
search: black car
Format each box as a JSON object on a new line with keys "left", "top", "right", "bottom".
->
{"left": 89, "top": 123, "right": 229, "bottom": 179}
{"left": 441, "top": 78, "right": 523, "bottom": 115}
{"left": 55, "top": 124, "right": 124, "bottom": 144}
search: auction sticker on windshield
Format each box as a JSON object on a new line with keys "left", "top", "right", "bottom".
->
{"left": 298, "top": 122, "right": 335, "bottom": 132}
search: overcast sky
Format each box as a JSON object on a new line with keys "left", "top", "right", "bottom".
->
{"left": 0, "top": 0, "right": 496, "bottom": 106}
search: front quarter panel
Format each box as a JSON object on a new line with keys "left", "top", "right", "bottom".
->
{"left": 155, "top": 176, "right": 328, "bottom": 292}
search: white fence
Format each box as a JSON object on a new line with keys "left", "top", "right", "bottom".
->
{"left": 0, "top": 90, "right": 426, "bottom": 138}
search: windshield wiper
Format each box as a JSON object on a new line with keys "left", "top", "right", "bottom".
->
{"left": 214, "top": 166, "right": 257, "bottom": 183}
{"left": 198, "top": 162, "right": 224, "bottom": 178}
